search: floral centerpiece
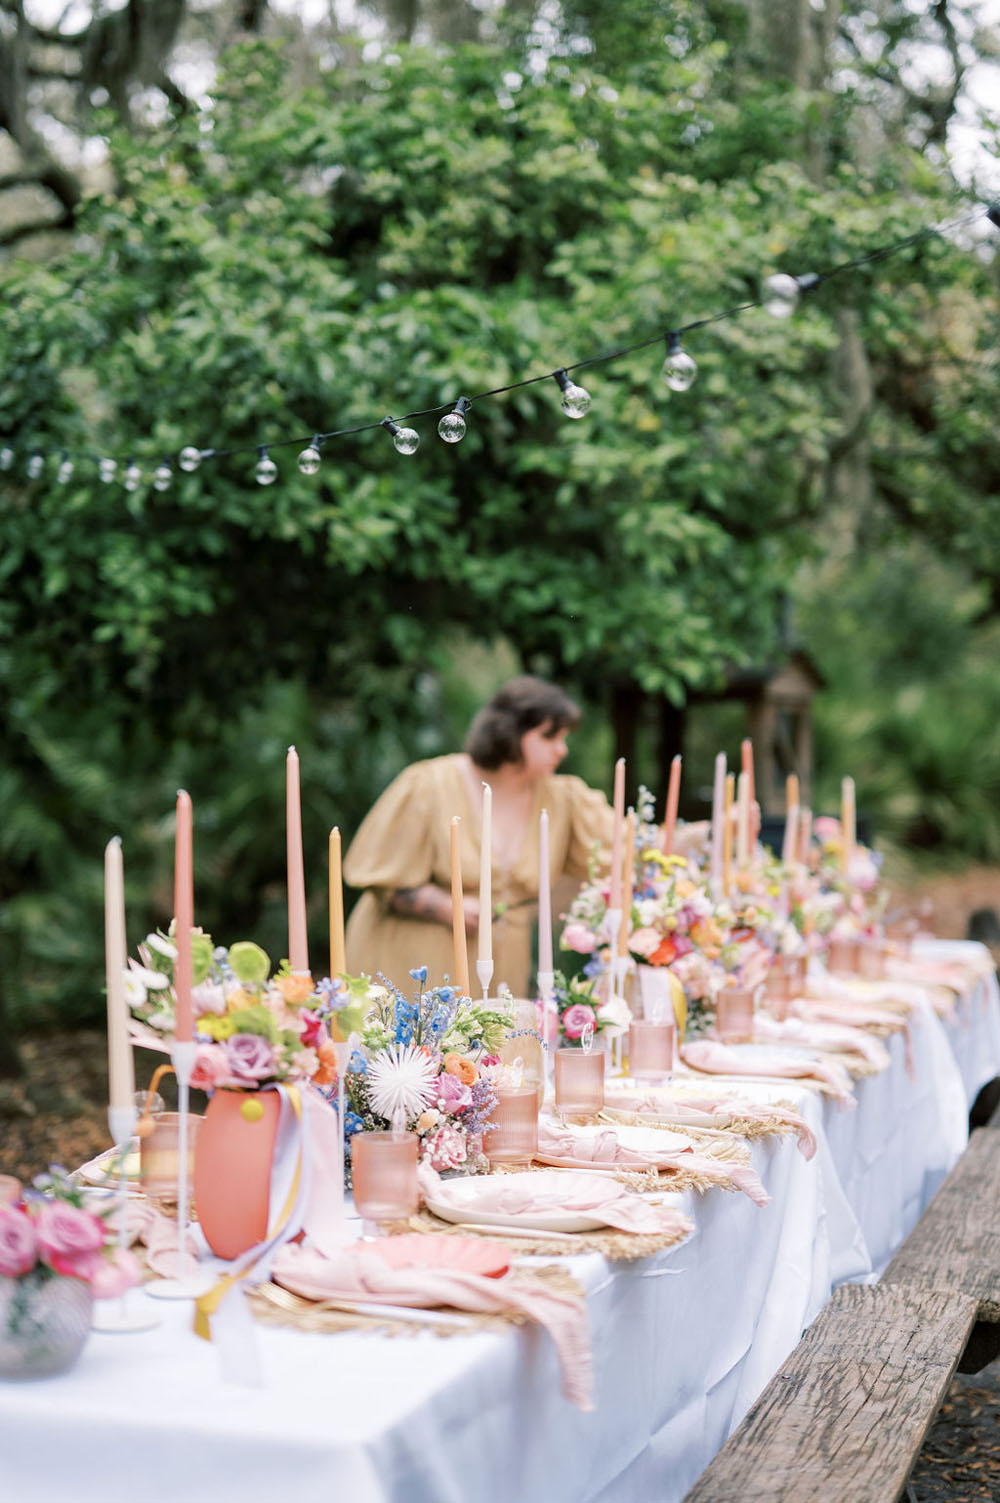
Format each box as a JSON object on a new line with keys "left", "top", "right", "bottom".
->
{"left": 125, "top": 927, "right": 366, "bottom": 1092}
{"left": 343, "top": 968, "right": 513, "bottom": 1174}
{"left": 0, "top": 1167, "right": 141, "bottom": 1378}
{"left": 541, "top": 969, "right": 628, "bottom": 1048}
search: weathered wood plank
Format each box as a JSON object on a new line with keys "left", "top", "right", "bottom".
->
{"left": 882, "top": 1128, "right": 1000, "bottom": 1319}
{"left": 682, "top": 1282, "right": 978, "bottom": 1503}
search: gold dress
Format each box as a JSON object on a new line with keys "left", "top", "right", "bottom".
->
{"left": 343, "top": 753, "right": 613, "bottom": 997}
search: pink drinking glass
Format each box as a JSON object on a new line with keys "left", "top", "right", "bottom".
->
{"left": 716, "top": 987, "right": 755, "bottom": 1045}
{"left": 554, "top": 1048, "right": 605, "bottom": 1119}
{"left": 483, "top": 1086, "right": 539, "bottom": 1169}
{"left": 628, "top": 1020, "right": 675, "bottom": 1081}
{"left": 763, "top": 961, "right": 790, "bottom": 1022}
{"left": 351, "top": 1131, "right": 419, "bottom": 1235}
{"left": 140, "top": 1111, "right": 201, "bottom": 1204}
{"left": 827, "top": 936, "right": 858, "bottom": 975}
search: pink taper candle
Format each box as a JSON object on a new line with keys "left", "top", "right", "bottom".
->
{"left": 286, "top": 747, "right": 309, "bottom": 973}
{"left": 104, "top": 836, "right": 135, "bottom": 1112}
{"left": 736, "top": 770, "right": 751, "bottom": 868}
{"left": 174, "top": 790, "right": 194, "bottom": 1043}
{"left": 610, "top": 757, "right": 626, "bottom": 911}
{"left": 741, "top": 738, "right": 755, "bottom": 806}
{"left": 538, "top": 807, "right": 553, "bottom": 975}
{"left": 661, "top": 754, "right": 681, "bottom": 856}
{"left": 329, "top": 827, "right": 345, "bottom": 977}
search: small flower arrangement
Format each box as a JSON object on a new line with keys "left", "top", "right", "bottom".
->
{"left": 126, "top": 927, "right": 367, "bottom": 1093}
{"left": 343, "top": 968, "right": 514, "bottom": 1175}
{"left": 0, "top": 1166, "right": 141, "bottom": 1300}
{"left": 547, "top": 969, "right": 622, "bottom": 1047}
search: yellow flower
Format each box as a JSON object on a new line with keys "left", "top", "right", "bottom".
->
{"left": 199, "top": 1013, "right": 237, "bottom": 1041}
{"left": 675, "top": 879, "right": 696, "bottom": 899}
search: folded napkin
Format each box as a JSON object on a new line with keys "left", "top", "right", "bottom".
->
{"left": 680, "top": 1039, "right": 856, "bottom": 1108}
{"left": 123, "top": 1200, "right": 202, "bottom": 1281}
{"left": 604, "top": 1089, "right": 817, "bottom": 1162}
{"left": 536, "top": 1118, "right": 769, "bottom": 1206}
{"left": 753, "top": 1014, "right": 891, "bottom": 1072}
{"left": 789, "top": 994, "right": 907, "bottom": 1031}
{"left": 272, "top": 1239, "right": 595, "bottom": 1410}
{"left": 418, "top": 1162, "right": 695, "bottom": 1241}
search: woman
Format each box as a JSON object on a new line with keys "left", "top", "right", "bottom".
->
{"left": 343, "top": 676, "right": 614, "bottom": 997}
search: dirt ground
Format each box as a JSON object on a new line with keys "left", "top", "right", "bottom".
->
{"left": 3, "top": 863, "right": 1000, "bottom": 1496}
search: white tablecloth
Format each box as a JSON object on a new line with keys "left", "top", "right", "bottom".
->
{"left": 4, "top": 943, "right": 999, "bottom": 1503}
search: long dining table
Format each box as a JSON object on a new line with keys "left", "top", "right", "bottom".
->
{"left": 3, "top": 940, "right": 998, "bottom": 1503}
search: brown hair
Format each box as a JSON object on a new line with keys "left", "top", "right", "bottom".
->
{"left": 464, "top": 676, "right": 581, "bottom": 770}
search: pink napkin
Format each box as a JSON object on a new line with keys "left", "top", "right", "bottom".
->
{"left": 680, "top": 1039, "right": 856, "bottom": 1108}
{"left": 536, "top": 1119, "right": 769, "bottom": 1206}
{"left": 753, "top": 1014, "right": 890, "bottom": 1072}
{"left": 272, "top": 1240, "right": 595, "bottom": 1411}
{"left": 419, "top": 1163, "right": 694, "bottom": 1240}
{"left": 604, "top": 1089, "right": 817, "bottom": 1162}
{"left": 123, "top": 1200, "right": 202, "bottom": 1281}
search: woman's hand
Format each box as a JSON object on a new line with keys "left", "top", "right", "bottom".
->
{"left": 389, "top": 884, "right": 480, "bottom": 933}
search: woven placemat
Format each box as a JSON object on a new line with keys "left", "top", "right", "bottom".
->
{"left": 248, "top": 1262, "right": 585, "bottom": 1338}
{"left": 406, "top": 1208, "right": 691, "bottom": 1261}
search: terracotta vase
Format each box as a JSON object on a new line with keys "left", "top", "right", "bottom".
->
{"left": 193, "top": 1089, "right": 281, "bottom": 1260}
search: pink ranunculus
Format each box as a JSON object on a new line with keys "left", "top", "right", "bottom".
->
{"left": 222, "top": 1033, "right": 276, "bottom": 1085}
{"left": 89, "top": 1246, "right": 143, "bottom": 1300}
{"left": 424, "top": 1123, "right": 468, "bottom": 1171}
{"left": 191, "top": 980, "right": 227, "bottom": 1017}
{"left": 298, "top": 1009, "right": 325, "bottom": 1047}
{"left": 561, "top": 922, "right": 599, "bottom": 955}
{"left": 562, "top": 1002, "right": 597, "bottom": 1041}
{"left": 0, "top": 1206, "right": 37, "bottom": 1276}
{"left": 627, "top": 926, "right": 662, "bottom": 959}
{"left": 190, "top": 1043, "right": 232, "bottom": 1091}
{"left": 436, "top": 1071, "right": 473, "bottom": 1112}
{"left": 34, "top": 1201, "right": 105, "bottom": 1279}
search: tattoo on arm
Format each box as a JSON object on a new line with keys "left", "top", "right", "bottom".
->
{"left": 389, "top": 885, "right": 443, "bottom": 922}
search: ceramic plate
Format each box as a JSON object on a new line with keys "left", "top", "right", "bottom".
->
{"left": 358, "top": 1232, "right": 510, "bottom": 1279}
{"left": 78, "top": 1147, "right": 142, "bottom": 1185}
{"left": 720, "top": 1044, "right": 820, "bottom": 1067}
{"left": 425, "top": 1169, "right": 614, "bottom": 1233}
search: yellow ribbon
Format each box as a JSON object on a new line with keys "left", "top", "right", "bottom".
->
{"left": 194, "top": 1084, "right": 304, "bottom": 1341}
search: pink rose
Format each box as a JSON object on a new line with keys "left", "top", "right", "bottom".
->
{"left": 436, "top": 1072, "right": 473, "bottom": 1112}
{"left": 190, "top": 1043, "right": 231, "bottom": 1091}
{"left": 0, "top": 1206, "right": 37, "bottom": 1276}
{"left": 562, "top": 922, "right": 598, "bottom": 955}
{"left": 34, "top": 1201, "right": 105, "bottom": 1279}
{"left": 424, "top": 1123, "right": 468, "bottom": 1171}
{"left": 298, "top": 1009, "right": 325, "bottom": 1047}
{"left": 627, "top": 926, "right": 662, "bottom": 959}
{"left": 89, "top": 1246, "right": 143, "bottom": 1300}
{"left": 223, "top": 1033, "right": 276, "bottom": 1085}
{"left": 562, "top": 1002, "right": 597, "bottom": 1041}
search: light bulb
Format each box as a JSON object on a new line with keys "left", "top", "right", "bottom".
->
{"left": 0, "top": 446, "right": 13, "bottom": 471}
{"left": 297, "top": 436, "right": 322, "bottom": 475}
{"left": 178, "top": 446, "right": 202, "bottom": 472}
{"left": 123, "top": 461, "right": 142, "bottom": 492}
{"left": 661, "top": 333, "right": 697, "bottom": 392}
{"left": 255, "top": 447, "right": 278, "bottom": 485}
{"left": 99, "top": 457, "right": 117, "bottom": 483}
{"left": 26, "top": 453, "right": 44, "bottom": 479}
{"left": 153, "top": 462, "right": 172, "bottom": 492}
{"left": 437, "top": 397, "right": 471, "bottom": 444}
{"left": 553, "top": 369, "right": 591, "bottom": 419}
{"left": 762, "top": 273, "right": 801, "bottom": 318}
{"left": 382, "top": 417, "right": 420, "bottom": 456}
{"left": 57, "top": 457, "right": 74, "bottom": 484}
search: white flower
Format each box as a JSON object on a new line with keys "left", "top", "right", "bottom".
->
{"left": 366, "top": 1044, "right": 440, "bottom": 1129}
{"left": 597, "top": 994, "right": 632, "bottom": 1033}
{"left": 123, "top": 971, "right": 147, "bottom": 1006}
{"left": 128, "top": 962, "right": 170, "bottom": 990}
{"left": 145, "top": 933, "right": 178, "bottom": 961}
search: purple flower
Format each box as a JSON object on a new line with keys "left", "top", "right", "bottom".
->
{"left": 223, "top": 1033, "right": 276, "bottom": 1085}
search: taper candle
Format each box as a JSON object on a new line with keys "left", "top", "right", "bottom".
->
{"left": 329, "top": 827, "right": 345, "bottom": 977}
{"left": 104, "top": 836, "right": 135, "bottom": 1112}
{"left": 662, "top": 754, "right": 681, "bottom": 856}
{"left": 841, "top": 776, "right": 856, "bottom": 873}
{"left": 450, "top": 816, "right": 471, "bottom": 996}
{"left": 799, "top": 806, "right": 813, "bottom": 863}
{"left": 618, "top": 810, "right": 636, "bottom": 958}
{"left": 479, "top": 781, "right": 492, "bottom": 965}
{"left": 286, "top": 747, "right": 309, "bottom": 973}
{"left": 610, "top": 757, "right": 626, "bottom": 911}
{"left": 538, "top": 807, "right": 553, "bottom": 975}
{"left": 174, "top": 790, "right": 194, "bottom": 1044}
{"left": 782, "top": 796, "right": 800, "bottom": 866}
{"left": 710, "top": 752, "right": 726, "bottom": 891}
{"left": 736, "top": 771, "right": 750, "bottom": 868}
{"left": 741, "top": 738, "right": 755, "bottom": 806}
{"left": 723, "top": 772, "right": 735, "bottom": 894}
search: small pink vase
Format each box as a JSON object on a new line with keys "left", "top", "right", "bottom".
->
{"left": 193, "top": 1089, "right": 280, "bottom": 1260}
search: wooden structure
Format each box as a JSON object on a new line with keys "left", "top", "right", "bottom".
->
{"left": 683, "top": 1105, "right": 1000, "bottom": 1502}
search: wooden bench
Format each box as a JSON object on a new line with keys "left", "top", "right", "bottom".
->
{"left": 683, "top": 1116, "right": 1000, "bottom": 1501}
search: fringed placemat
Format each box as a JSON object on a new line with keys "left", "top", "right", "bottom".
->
{"left": 406, "top": 1209, "right": 691, "bottom": 1262}
{"left": 248, "top": 1263, "right": 585, "bottom": 1338}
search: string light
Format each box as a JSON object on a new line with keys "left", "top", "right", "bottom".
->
{"left": 254, "top": 446, "right": 278, "bottom": 485}
{"left": 661, "top": 332, "right": 698, "bottom": 391}
{"left": 382, "top": 416, "right": 420, "bottom": 455}
{"left": 0, "top": 205, "right": 993, "bottom": 484}
{"left": 437, "top": 397, "right": 472, "bottom": 444}
{"left": 297, "top": 435, "right": 323, "bottom": 475}
{"left": 553, "top": 368, "right": 591, "bottom": 419}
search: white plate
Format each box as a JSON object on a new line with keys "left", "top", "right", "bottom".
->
{"left": 425, "top": 1170, "right": 616, "bottom": 1233}
{"left": 78, "top": 1147, "right": 142, "bottom": 1185}
{"left": 720, "top": 1044, "right": 820, "bottom": 1067}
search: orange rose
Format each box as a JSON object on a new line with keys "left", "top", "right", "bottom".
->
{"left": 650, "top": 936, "right": 678, "bottom": 966}
{"left": 443, "top": 1053, "right": 479, "bottom": 1086}
{"left": 275, "top": 972, "right": 315, "bottom": 1006}
{"left": 313, "top": 1039, "right": 338, "bottom": 1086}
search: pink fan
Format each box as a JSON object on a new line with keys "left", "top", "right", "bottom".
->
{"left": 357, "top": 1233, "right": 510, "bottom": 1280}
